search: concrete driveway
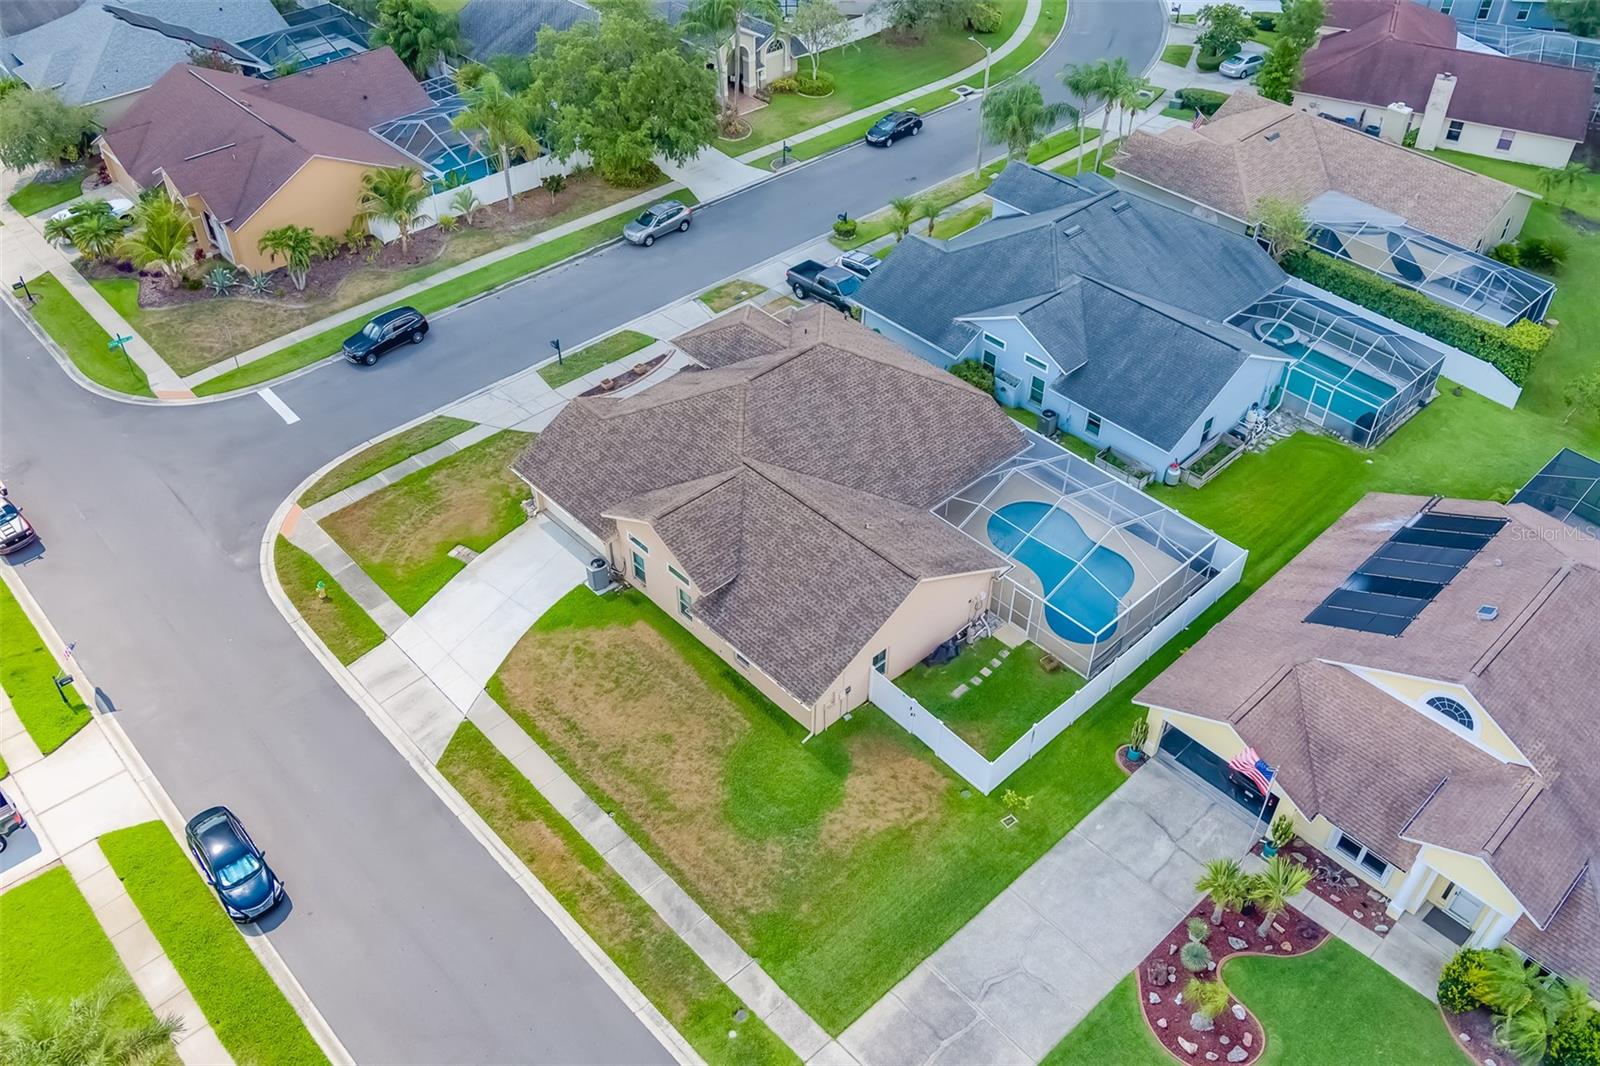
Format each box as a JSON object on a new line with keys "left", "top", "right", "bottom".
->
{"left": 840, "top": 760, "right": 1258, "bottom": 1065}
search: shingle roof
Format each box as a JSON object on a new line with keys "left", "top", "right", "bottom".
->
{"left": 2, "top": 0, "right": 287, "bottom": 105}
{"left": 1137, "top": 492, "right": 1600, "bottom": 985}
{"left": 1115, "top": 94, "right": 1525, "bottom": 249}
{"left": 986, "top": 165, "right": 1111, "bottom": 215}
{"left": 516, "top": 306, "right": 1024, "bottom": 704}
{"left": 1300, "top": 0, "right": 1592, "bottom": 142}
{"left": 101, "top": 49, "right": 428, "bottom": 227}
{"left": 457, "top": 0, "right": 597, "bottom": 60}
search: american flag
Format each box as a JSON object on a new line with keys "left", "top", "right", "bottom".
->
{"left": 1228, "top": 746, "right": 1275, "bottom": 795}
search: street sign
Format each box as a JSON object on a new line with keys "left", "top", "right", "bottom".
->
{"left": 108, "top": 334, "right": 133, "bottom": 351}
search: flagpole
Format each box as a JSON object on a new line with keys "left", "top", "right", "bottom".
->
{"left": 1245, "top": 781, "right": 1272, "bottom": 858}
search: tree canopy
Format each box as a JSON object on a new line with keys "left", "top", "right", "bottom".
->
{"left": 0, "top": 86, "right": 98, "bottom": 171}
{"left": 371, "top": 0, "right": 461, "bottom": 77}
{"left": 1550, "top": 0, "right": 1600, "bottom": 36}
{"left": 789, "top": 0, "right": 852, "bottom": 78}
{"left": 1255, "top": 0, "right": 1324, "bottom": 102}
{"left": 1195, "top": 3, "right": 1255, "bottom": 57}
{"left": 981, "top": 78, "right": 1072, "bottom": 159}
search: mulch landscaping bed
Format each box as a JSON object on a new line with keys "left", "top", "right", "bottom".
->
{"left": 1252, "top": 838, "right": 1393, "bottom": 936}
{"left": 1115, "top": 745, "right": 1148, "bottom": 776}
{"left": 1444, "top": 1004, "right": 1513, "bottom": 1065}
{"left": 579, "top": 351, "right": 670, "bottom": 396}
{"left": 1137, "top": 900, "right": 1326, "bottom": 1064}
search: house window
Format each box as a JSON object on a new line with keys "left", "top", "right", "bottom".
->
{"left": 1440, "top": 0, "right": 1453, "bottom": 11}
{"left": 1086, "top": 412, "right": 1102, "bottom": 435}
{"left": 767, "top": 39, "right": 784, "bottom": 52}
{"left": 872, "top": 649, "right": 887, "bottom": 674}
{"left": 628, "top": 534, "right": 650, "bottom": 554}
{"left": 982, "top": 332, "right": 1006, "bottom": 350}
{"left": 1331, "top": 828, "right": 1391, "bottom": 880}
{"left": 677, "top": 587, "right": 693, "bottom": 619}
{"left": 1515, "top": 1, "right": 1531, "bottom": 18}
{"left": 668, "top": 564, "right": 689, "bottom": 583}
{"left": 982, "top": 349, "right": 998, "bottom": 370}
{"left": 631, "top": 551, "right": 647, "bottom": 584}
{"left": 1029, "top": 376, "right": 1045, "bottom": 405}
{"left": 1497, "top": 128, "right": 1515, "bottom": 151}
{"left": 1023, "top": 353, "right": 1049, "bottom": 371}
{"left": 1476, "top": 0, "right": 1491, "bottom": 17}
{"left": 1426, "top": 695, "right": 1475, "bottom": 730}
{"left": 1445, "top": 120, "right": 1464, "bottom": 142}
{"left": 1201, "top": 416, "right": 1215, "bottom": 441}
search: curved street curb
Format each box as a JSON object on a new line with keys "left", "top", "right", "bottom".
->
{"left": 258, "top": 424, "right": 702, "bottom": 1066}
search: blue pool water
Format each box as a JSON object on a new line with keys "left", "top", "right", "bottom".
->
{"left": 988, "top": 501, "right": 1135, "bottom": 645}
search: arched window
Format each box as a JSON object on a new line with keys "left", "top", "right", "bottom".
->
{"left": 1426, "top": 695, "right": 1474, "bottom": 730}
{"left": 768, "top": 38, "right": 784, "bottom": 53}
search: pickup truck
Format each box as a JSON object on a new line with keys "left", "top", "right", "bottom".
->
{"left": 785, "top": 260, "right": 860, "bottom": 312}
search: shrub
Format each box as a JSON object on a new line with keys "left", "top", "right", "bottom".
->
{"left": 1180, "top": 940, "right": 1213, "bottom": 973}
{"left": 1281, "top": 250, "right": 1550, "bottom": 385}
{"left": 1549, "top": 1009, "right": 1600, "bottom": 1066}
{"left": 1195, "top": 48, "right": 1229, "bottom": 72}
{"left": 1177, "top": 88, "right": 1230, "bottom": 115}
{"left": 794, "top": 72, "right": 835, "bottom": 96}
{"left": 181, "top": 275, "right": 202, "bottom": 291}
{"left": 1253, "top": 12, "right": 1277, "bottom": 29}
{"left": 832, "top": 217, "right": 858, "bottom": 239}
{"left": 1518, "top": 236, "right": 1569, "bottom": 272}
{"left": 767, "top": 76, "right": 799, "bottom": 94}
{"left": 1402, "top": 127, "right": 1418, "bottom": 148}
{"left": 968, "top": 1, "right": 1003, "bottom": 32}
{"left": 1489, "top": 242, "right": 1521, "bottom": 266}
{"left": 949, "top": 358, "right": 995, "bottom": 393}
{"left": 1183, "top": 977, "right": 1231, "bottom": 1020}
{"left": 1437, "top": 947, "right": 1489, "bottom": 1014}
{"left": 1186, "top": 916, "right": 1211, "bottom": 943}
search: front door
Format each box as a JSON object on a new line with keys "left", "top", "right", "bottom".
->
{"left": 1446, "top": 885, "right": 1485, "bottom": 927}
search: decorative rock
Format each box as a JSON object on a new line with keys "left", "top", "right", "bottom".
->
{"left": 1281, "top": 941, "right": 1292, "bottom": 952}
{"left": 1461, "top": 1033, "right": 1472, "bottom": 1043}
{"left": 1205, "top": 1053, "right": 1218, "bottom": 1062}
{"left": 1228, "top": 936, "right": 1248, "bottom": 950}
{"left": 1150, "top": 992, "right": 1161, "bottom": 1004}
{"left": 1169, "top": 943, "right": 1178, "bottom": 956}
{"left": 1177, "top": 1038, "right": 1199, "bottom": 1055}
{"left": 1228, "top": 1047, "right": 1249, "bottom": 1063}
{"left": 1264, "top": 944, "right": 1274, "bottom": 951}
{"left": 1175, "top": 993, "right": 1184, "bottom": 1005}
{"left": 1486, "top": 1059, "right": 1496, "bottom": 1065}
{"left": 1231, "top": 1004, "right": 1247, "bottom": 1021}
{"left": 1272, "top": 922, "right": 1285, "bottom": 934}
{"left": 1207, "top": 961, "right": 1216, "bottom": 971}
{"left": 1353, "top": 910, "right": 1364, "bottom": 919}
{"left": 1329, "top": 895, "right": 1341, "bottom": 903}
{"left": 1168, "top": 967, "right": 1177, "bottom": 982}
{"left": 1243, "top": 1032, "right": 1253, "bottom": 1048}
{"left": 1220, "top": 1035, "right": 1230, "bottom": 1045}
{"left": 1374, "top": 923, "right": 1390, "bottom": 933}
{"left": 1157, "top": 1018, "right": 1168, "bottom": 1029}
{"left": 1236, "top": 920, "right": 1246, "bottom": 929}
{"left": 1367, "top": 889, "right": 1383, "bottom": 901}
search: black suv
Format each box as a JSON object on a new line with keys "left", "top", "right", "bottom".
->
{"left": 343, "top": 307, "right": 429, "bottom": 366}
{"left": 865, "top": 110, "right": 922, "bottom": 147}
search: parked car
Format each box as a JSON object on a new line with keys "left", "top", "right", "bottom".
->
{"left": 47, "top": 197, "right": 134, "bottom": 224}
{"left": 623, "top": 200, "right": 693, "bottom": 246}
{"left": 1219, "top": 52, "right": 1264, "bottom": 79}
{"left": 786, "top": 259, "right": 860, "bottom": 312}
{"left": 835, "top": 250, "right": 882, "bottom": 280}
{"left": 865, "top": 110, "right": 922, "bottom": 147}
{"left": 0, "top": 482, "right": 38, "bottom": 555}
{"left": 343, "top": 306, "right": 428, "bottom": 366}
{"left": 0, "top": 787, "right": 26, "bottom": 854}
{"left": 185, "top": 806, "right": 284, "bottom": 922}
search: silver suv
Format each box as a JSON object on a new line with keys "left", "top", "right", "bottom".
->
{"left": 623, "top": 200, "right": 693, "bottom": 247}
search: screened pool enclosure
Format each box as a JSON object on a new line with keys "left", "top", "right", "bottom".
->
{"left": 371, "top": 76, "right": 494, "bottom": 189}
{"left": 237, "top": 4, "right": 371, "bottom": 72}
{"left": 1231, "top": 287, "right": 1443, "bottom": 447}
{"left": 935, "top": 435, "right": 1232, "bottom": 678}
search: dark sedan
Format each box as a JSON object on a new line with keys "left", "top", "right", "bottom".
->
{"left": 185, "top": 806, "right": 283, "bottom": 922}
{"left": 865, "top": 110, "right": 922, "bottom": 147}
{"left": 343, "top": 306, "right": 429, "bottom": 366}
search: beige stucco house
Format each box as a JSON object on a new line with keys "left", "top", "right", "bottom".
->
{"left": 513, "top": 306, "right": 1027, "bottom": 734}
{"left": 99, "top": 49, "right": 430, "bottom": 273}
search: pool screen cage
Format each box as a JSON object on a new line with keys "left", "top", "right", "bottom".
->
{"left": 1512, "top": 448, "right": 1600, "bottom": 538}
{"left": 371, "top": 79, "right": 492, "bottom": 189}
{"left": 1304, "top": 193, "right": 1554, "bottom": 325}
{"left": 934, "top": 435, "right": 1224, "bottom": 678}
{"left": 1230, "top": 287, "right": 1442, "bottom": 447}
{"left": 237, "top": 4, "right": 372, "bottom": 72}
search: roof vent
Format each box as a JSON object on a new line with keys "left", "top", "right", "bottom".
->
{"left": 1477, "top": 604, "right": 1499, "bottom": 622}
{"left": 1063, "top": 223, "right": 1084, "bottom": 238}
{"left": 1111, "top": 200, "right": 1132, "bottom": 213}
{"left": 1264, "top": 131, "right": 1280, "bottom": 142}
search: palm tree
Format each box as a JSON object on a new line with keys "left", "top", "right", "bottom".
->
{"left": 0, "top": 975, "right": 181, "bottom": 1065}
{"left": 1058, "top": 62, "right": 1103, "bottom": 175}
{"left": 450, "top": 186, "right": 480, "bottom": 226}
{"left": 1092, "top": 57, "right": 1136, "bottom": 172}
{"left": 358, "top": 166, "right": 429, "bottom": 252}
{"left": 450, "top": 73, "right": 540, "bottom": 217}
{"left": 1247, "top": 854, "right": 1312, "bottom": 938}
{"left": 919, "top": 198, "right": 941, "bottom": 235}
{"left": 682, "top": 0, "right": 782, "bottom": 108}
{"left": 1194, "top": 858, "right": 1250, "bottom": 924}
{"left": 256, "top": 224, "right": 316, "bottom": 291}
{"left": 1537, "top": 160, "right": 1590, "bottom": 207}
{"left": 1117, "top": 75, "right": 1157, "bottom": 139}
{"left": 981, "top": 78, "right": 1074, "bottom": 161}
{"left": 68, "top": 211, "right": 126, "bottom": 262}
{"left": 888, "top": 195, "right": 917, "bottom": 242}
{"left": 117, "top": 195, "right": 191, "bottom": 282}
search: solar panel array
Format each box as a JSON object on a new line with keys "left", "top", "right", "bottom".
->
{"left": 1305, "top": 510, "right": 1507, "bottom": 635}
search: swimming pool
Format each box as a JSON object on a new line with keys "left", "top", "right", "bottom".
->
{"left": 987, "top": 501, "right": 1135, "bottom": 645}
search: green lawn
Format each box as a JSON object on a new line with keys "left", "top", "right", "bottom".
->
{"left": 7, "top": 175, "right": 84, "bottom": 216}
{"left": 1027, "top": 126, "right": 1098, "bottom": 166}
{"left": 0, "top": 866, "right": 172, "bottom": 1057}
{"left": 1160, "top": 43, "right": 1194, "bottom": 67}
{"left": 438, "top": 722, "right": 798, "bottom": 1066}
{"left": 699, "top": 279, "right": 769, "bottom": 313}
{"left": 538, "top": 329, "right": 655, "bottom": 387}
{"left": 188, "top": 191, "right": 695, "bottom": 396}
{"left": 100, "top": 823, "right": 327, "bottom": 1066}
{"left": 0, "top": 577, "right": 91, "bottom": 754}
{"left": 299, "top": 416, "right": 475, "bottom": 506}
{"left": 831, "top": 164, "right": 1004, "bottom": 249}
{"left": 1044, "top": 940, "right": 1467, "bottom": 1064}
{"left": 322, "top": 431, "right": 533, "bottom": 613}
{"left": 895, "top": 636, "right": 1085, "bottom": 758}
{"left": 23, "top": 273, "right": 152, "bottom": 397}
{"left": 960, "top": 0, "right": 1070, "bottom": 89}
{"left": 1160, "top": 105, "right": 1198, "bottom": 121}
{"left": 1431, "top": 148, "right": 1600, "bottom": 221}
{"left": 273, "top": 537, "right": 385, "bottom": 666}
{"left": 930, "top": 201, "right": 992, "bottom": 239}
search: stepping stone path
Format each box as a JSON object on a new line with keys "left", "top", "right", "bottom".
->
{"left": 950, "top": 683, "right": 969, "bottom": 698}
{"left": 988, "top": 658, "right": 1002, "bottom": 668}
{"left": 979, "top": 666, "right": 992, "bottom": 676}
{"left": 969, "top": 675, "right": 983, "bottom": 686}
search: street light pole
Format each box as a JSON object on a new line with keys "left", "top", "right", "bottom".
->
{"left": 969, "top": 37, "right": 993, "bottom": 177}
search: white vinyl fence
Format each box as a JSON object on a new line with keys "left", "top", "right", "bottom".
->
{"left": 366, "top": 153, "right": 592, "bottom": 243}
{"left": 870, "top": 545, "right": 1247, "bottom": 794}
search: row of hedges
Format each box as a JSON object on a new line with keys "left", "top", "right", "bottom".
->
{"left": 1281, "top": 250, "right": 1550, "bottom": 386}
{"left": 1176, "top": 87, "right": 1230, "bottom": 115}
{"left": 768, "top": 72, "right": 835, "bottom": 96}
{"left": 1439, "top": 947, "right": 1599, "bottom": 1066}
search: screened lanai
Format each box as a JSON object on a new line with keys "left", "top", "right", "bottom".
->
{"left": 934, "top": 435, "right": 1227, "bottom": 678}
{"left": 1231, "top": 287, "right": 1443, "bottom": 447}
{"left": 371, "top": 79, "right": 492, "bottom": 188}
{"left": 237, "top": 4, "right": 371, "bottom": 71}
{"left": 1306, "top": 192, "right": 1555, "bottom": 326}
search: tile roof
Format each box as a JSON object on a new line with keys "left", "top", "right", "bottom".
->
{"left": 1138, "top": 491, "right": 1600, "bottom": 984}
{"left": 1300, "top": 0, "right": 1592, "bottom": 142}
{"left": 1115, "top": 94, "right": 1525, "bottom": 248}
{"left": 2, "top": 0, "right": 287, "bottom": 105}
{"left": 101, "top": 49, "right": 428, "bottom": 227}
{"left": 515, "top": 306, "right": 1024, "bottom": 704}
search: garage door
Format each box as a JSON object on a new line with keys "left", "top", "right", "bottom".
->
{"left": 1159, "top": 723, "right": 1279, "bottom": 820}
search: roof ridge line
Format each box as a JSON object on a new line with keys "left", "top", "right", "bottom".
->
{"left": 1483, "top": 778, "right": 1544, "bottom": 855}
{"left": 1470, "top": 561, "right": 1572, "bottom": 677}
{"left": 741, "top": 459, "right": 926, "bottom": 582}
{"left": 186, "top": 66, "right": 297, "bottom": 144}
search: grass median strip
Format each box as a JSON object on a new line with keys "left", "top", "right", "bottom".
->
{"left": 0, "top": 577, "right": 91, "bottom": 753}
{"left": 273, "top": 537, "right": 385, "bottom": 666}
{"left": 930, "top": 201, "right": 991, "bottom": 239}
{"left": 698, "top": 279, "right": 768, "bottom": 314}
{"left": 299, "top": 416, "right": 475, "bottom": 506}
{"left": 22, "top": 273, "right": 152, "bottom": 397}
{"left": 1160, "top": 43, "right": 1194, "bottom": 67}
{"left": 439, "top": 721, "right": 799, "bottom": 1066}
{"left": 100, "top": 822, "right": 328, "bottom": 1066}
{"left": 7, "top": 176, "right": 85, "bottom": 216}
{"left": 830, "top": 164, "right": 1002, "bottom": 249}
{"left": 192, "top": 193, "right": 694, "bottom": 398}
{"left": 322, "top": 430, "right": 533, "bottom": 613}
{"left": 538, "top": 329, "right": 655, "bottom": 388}
{"left": 960, "top": 0, "right": 1069, "bottom": 88}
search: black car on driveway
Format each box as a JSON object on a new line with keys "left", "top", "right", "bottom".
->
{"left": 343, "top": 306, "right": 428, "bottom": 366}
{"left": 865, "top": 110, "right": 922, "bottom": 147}
{"left": 185, "top": 806, "right": 284, "bottom": 922}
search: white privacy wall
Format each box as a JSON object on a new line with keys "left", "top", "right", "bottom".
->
{"left": 366, "top": 153, "right": 592, "bottom": 243}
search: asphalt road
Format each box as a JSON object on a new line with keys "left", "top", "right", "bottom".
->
{"left": 0, "top": 2, "right": 1166, "bottom": 1061}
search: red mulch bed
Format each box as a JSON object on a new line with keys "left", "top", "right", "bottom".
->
{"left": 1252, "top": 838, "right": 1393, "bottom": 936}
{"left": 579, "top": 351, "right": 670, "bottom": 396}
{"left": 1115, "top": 745, "right": 1149, "bottom": 776}
{"left": 1444, "top": 1005, "right": 1512, "bottom": 1064}
{"left": 1137, "top": 901, "right": 1326, "bottom": 1064}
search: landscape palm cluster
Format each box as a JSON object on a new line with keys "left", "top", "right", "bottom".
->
{"left": 979, "top": 56, "right": 1157, "bottom": 173}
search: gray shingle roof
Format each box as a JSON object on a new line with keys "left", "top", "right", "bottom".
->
{"left": 516, "top": 306, "right": 1024, "bottom": 704}
{"left": 986, "top": 164, "right": 1110, "bottom": 215}
{"left": 457, "top": 0, "right": 597, "bottom": 60}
